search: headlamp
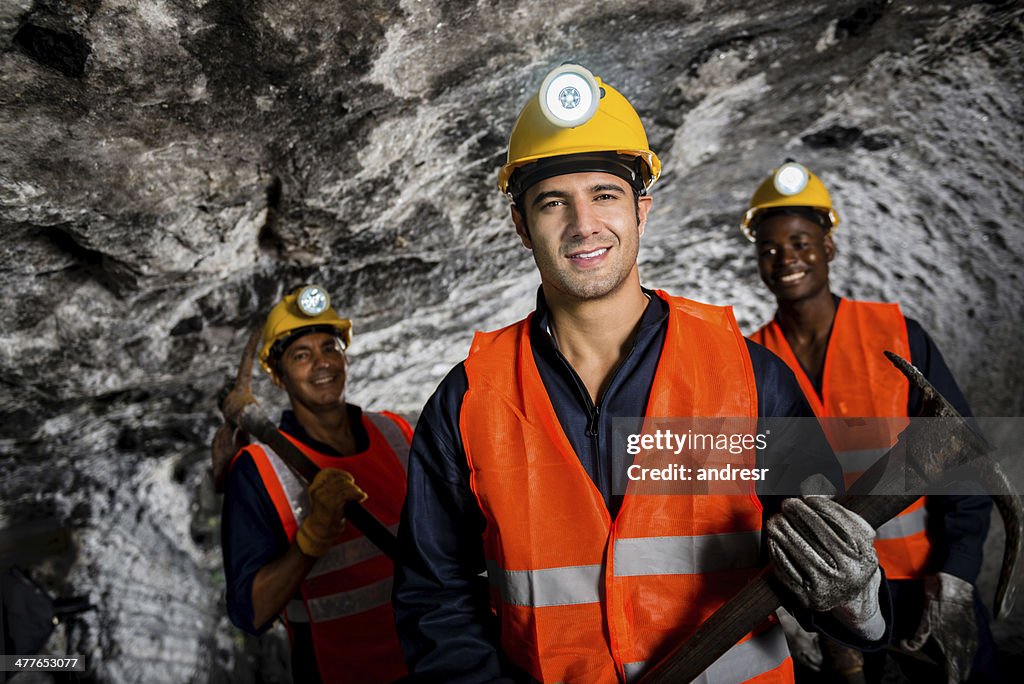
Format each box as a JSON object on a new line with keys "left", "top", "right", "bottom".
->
{"left": 296, "top": 285, "right": 330, "bottom": 317}
{"left": 538, "top": 64, "right": 601, "bottom": 128}
{"left": 773, "top": 162, "right": 810, "bottom": 196}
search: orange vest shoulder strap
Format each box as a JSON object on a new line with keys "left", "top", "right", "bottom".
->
{"left": 658, "top": 291, "right": 740, "bottom": 331}
{"left": 650, "top": 291, "right": 758, "bottom": 419}
{"left": 824, "top": 300, "right": 910, "bottom": 418}
{"left": 464, "top": 316, "right": 533, "bottom": 409}
{"left": 242, "top": 442, "right": 302, "bottom": 539}
{"left": 467, "top": 316, "right": 530, "bottom": 361}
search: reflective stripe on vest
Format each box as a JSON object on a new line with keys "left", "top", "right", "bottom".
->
{"left": 750, "top": 300, "right": 931, "bottom": 580}
{"left": 877, "top": 504, "right": 928, "bottom": 540}
{"left": 308, "top": 524, "right": 401, "bottom": 580}
{"left": 623, "top": 626, "right": 789, "bottom": 683}
{"left": 463, "top": 292, "right": 791, "bottom": 683}
{"left": 614, "top": 531, "right": 762, "bottom": 577}
{"left": 366, "top": 412, "right": 411, "bottom": 473}
{"left": 487, "top": 531, "right": 763, "bottom": 607}
{"left": 259, "top": 442, "right": 311, "bottom": 533}
{"left": 834, "top": 447, "right": 890, "bottom": 480}
{"left": 487, "top": 560, "right": 602, "bottom": 607}
{"left": 306, "top": 577, "right": 394, "bottom": 622}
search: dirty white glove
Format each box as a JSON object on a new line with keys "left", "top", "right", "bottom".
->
{"left": 832, "top": 566, "right": 884, "bottom": 641}
{"left": 767, "top": 495, "right": 884, "bottom": 640}
{"left": 777, "top": 608, "right": 823, "bottom": 672}
{"left": 899, "top": 572, "right": 978, "bottom": 684}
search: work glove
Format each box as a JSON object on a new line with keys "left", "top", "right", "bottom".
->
{"left": 296, "top": 468, "right": 367, "bottom": 558}
{"left": 767, "top": 494, "right": 885, "bottom": 640}
{"left": 898, "top": 572, "right": 978, "bottom": 684}
{"left": 777, "top": 608, "right": 823, "bottom": 672}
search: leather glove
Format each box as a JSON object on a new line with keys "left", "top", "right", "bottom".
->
{"left": 898, "top": 572, "right": 978, "bottom": 684}
{"left": 767, "top": 495, "right": 885, "bottom": 640}
{"left": 777, "top": 608, "right": 823, "bottom": 672}
{"left": 296, "top": 468, "right": 367, "bottom": 558}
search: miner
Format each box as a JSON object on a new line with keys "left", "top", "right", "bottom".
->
{"left": 392, "top": 64, "right": 892, "bottom": 682}
{"left": 221, "top": 285, "right": 412, "bottom": 683}
{"left": 743, "top": 162, "right": 995, "bottom": 683}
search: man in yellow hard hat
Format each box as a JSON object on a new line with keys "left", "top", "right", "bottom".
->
{"left": 744, "top": 163, "right": 996, "bottom": 683}
{"left": 220, "top": 285, "right": 413, "bottom": 683}
{"left": 393, "top": 65, "right": 892, "bottom": 682}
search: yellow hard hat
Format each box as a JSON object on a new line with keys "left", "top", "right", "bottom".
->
{"left": 497, "top": 64, "right": 661, "bottom": 199}
{"left": 258, "top": 285, "right": 352, "bottom": 374}
{"left": 740, "top": 162, "right": 840, "bottom": 241}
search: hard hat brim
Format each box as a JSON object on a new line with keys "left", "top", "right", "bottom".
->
{"left": 258, "top": 320, "right": 352, "bottom": 374}
{"left": 504, "top": 151, "right": 652, "bottom": 201}
{"left": 741, "top": 205, "right": 840, "bottom": 242}
{"left": 500, "top": 148, "right": 660, "bottom": 196}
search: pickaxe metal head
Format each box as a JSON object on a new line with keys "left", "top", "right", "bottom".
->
{"left": 885, "top": 351, "right": 1019, "bottom": 620}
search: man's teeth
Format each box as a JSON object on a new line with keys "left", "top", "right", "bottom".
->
{"left": 312, "top": 377, "right": 335, "bottom": 385}
{"left": 780, "top": 272, "right": 806, "bottom": 283}
{"left": 572, "top": 248, "right": 608, "bottom": 260}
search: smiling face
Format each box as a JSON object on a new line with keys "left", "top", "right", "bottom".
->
{"left": 755, "top": 212, "right": 835, "bottom": 303}
{"left": 273, "top": 331, "right": 348, "bottom": 413}
{"left": 512, "top": 171, "right": 652, "bottom": 302}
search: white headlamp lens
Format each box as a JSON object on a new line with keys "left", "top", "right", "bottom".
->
{"left": 297, "top": 285, "right": 330, "bottom": 317}
{"left": 774, "top": 163, "right": 810, "bottom": 196}
{"left": 539, "top": 64, "right": 600, "bottom": 128}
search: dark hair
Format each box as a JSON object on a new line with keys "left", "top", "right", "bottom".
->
{"left": 750, "top": 206, "right": 830, "bottom": 238}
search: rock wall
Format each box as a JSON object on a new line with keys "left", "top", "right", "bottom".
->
{"left": 1, "top": 0, "right": 1021, "bottom": 680}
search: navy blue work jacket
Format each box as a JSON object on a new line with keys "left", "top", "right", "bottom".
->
{"left": 393, "top": 289, "right": 895, "bottom": 683}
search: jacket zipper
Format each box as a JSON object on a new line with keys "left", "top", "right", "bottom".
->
{"left": 553, "top": 351, "right": 602, "bottom": 440}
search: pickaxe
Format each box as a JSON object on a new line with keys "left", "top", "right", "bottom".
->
{"left": 211, "top": 328, "right": 401, "bottom": 562}
{"left": 641, "top": 352, "right": 1022, "bottom": 683}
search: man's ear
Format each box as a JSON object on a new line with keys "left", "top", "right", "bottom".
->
{"left": 637, "top": 195, "right": 653, "bottom": 237}
{"left": 823, "top": 233, "right": 836, "bottom": 262}
{"left": 270, "top": 368, "right": 284, "bottom": 389}
{"left": 511, "top": 204, "right": 533, "bottom": 249}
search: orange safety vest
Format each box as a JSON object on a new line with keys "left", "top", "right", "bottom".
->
{"left": 461, "top": 291, "right": 793, "bottom": 683}
{"left": 749, "top": 300, "right": 930, "bottom": 580}
{"left": 232, "top": 411, "right": 412, "bottom": 683}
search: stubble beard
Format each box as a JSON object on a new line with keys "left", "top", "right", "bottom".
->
{"left": 538, "top": 234, "right": 639, "bottom": 301}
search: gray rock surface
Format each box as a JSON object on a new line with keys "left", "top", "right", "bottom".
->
{"left": 0, "top": 0, "right": 1021, "bottom": 681}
